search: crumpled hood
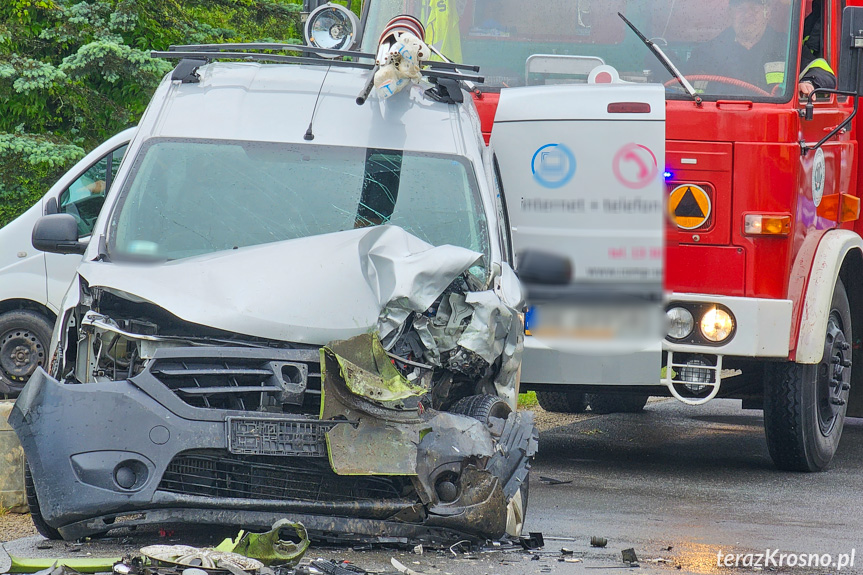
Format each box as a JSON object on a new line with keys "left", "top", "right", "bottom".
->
{"left": 77, "top": 226, "right": 483, "bottom": 345}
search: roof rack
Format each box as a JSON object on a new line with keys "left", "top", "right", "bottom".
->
{"left": 167, "top": 43, "right": 481, "bottom": 73}
{"left": 152, "top": 43, "right": 483, "bottom": 84}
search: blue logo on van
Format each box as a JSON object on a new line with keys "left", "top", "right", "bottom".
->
{"left": 531, "top": 143, "right": 576, "bottom": 189}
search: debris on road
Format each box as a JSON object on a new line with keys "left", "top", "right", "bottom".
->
{"left": 538, "top": 477, "right": 572, "bottom": 486}
{"left": 390, "top": 557, "right": 424, "bottom": 575}
{"left": 518, "top": 533, "right": 544, "bottom": 550}
{"left": 310, "top": 558, "right": 368, "bottom": 575}
{"left": 140, "top": 545, "right": 263, "bottom": 572}
{"left": 0, "top": 544, "right": 120, "bottom": 574}
{"left": 589, "top": 537, "right": 608, "bottom": 548}
{"left": 621, "top": 548, "right": 639, "bottom": 566}
{"left": 214, "top": 520, "right": 309, "bottom": 567}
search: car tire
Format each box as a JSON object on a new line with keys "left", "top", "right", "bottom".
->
{"left": 764, "top": 279, "right": 852, "bottom": 472}
{"left": 25, "top": 461, "right": 63, "bottom": 540}
{"left": 0, "top": 310, "right": 53, "bottom": 398}
{"left": 535, "top": 390, "right": 588, "bottom": 413}
{"left": 449, "top": 394, "right": 513, "bottom": 423}
{"left": 586, "top": 392, "right": 650, "bottom": 414}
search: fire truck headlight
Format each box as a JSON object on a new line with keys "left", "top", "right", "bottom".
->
{"left": 700, "top": 307, "right": 734, "bottom": 342}
{"left": 666, "top": 307, "right": 694, "bottom": 339}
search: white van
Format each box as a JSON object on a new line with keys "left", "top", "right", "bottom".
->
{"left": 0, "top": 128, "right": 134, "bottom": 396}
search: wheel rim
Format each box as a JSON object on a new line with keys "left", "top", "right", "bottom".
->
{"left": 817, "top": 310, "right": 851, "bottom": 436}
{"left": 0, "top": 328, "right": 46, "bottom": 383}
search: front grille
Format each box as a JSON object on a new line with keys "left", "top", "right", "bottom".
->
{"left": 146, "top": 347, "right": 321, "bottom": 412}
{"left": 158, "top": 451, "right": 414, "bottom": 503}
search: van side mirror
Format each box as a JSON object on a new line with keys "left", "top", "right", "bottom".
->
{"left": 838, "top": 6, "right": 863, "bottom": 95}
{"left": 32, "top": 214, "right": 88, "bottom": 255}
{"left": 517, "top": 250, "right": 572, "bottom": 285}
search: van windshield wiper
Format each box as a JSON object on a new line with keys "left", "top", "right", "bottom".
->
{"left": 618, "top": 12, "right": 702, "bottom": 105}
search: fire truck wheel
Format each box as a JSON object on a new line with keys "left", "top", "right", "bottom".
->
{"left": 764, "top": 279, "right": 852, "bottom": 472}
{"left": 535, "top": 390, "right": 588, "bottom": 413}
{"left": 586, "top": 392, "right": 650, "bottom": 414}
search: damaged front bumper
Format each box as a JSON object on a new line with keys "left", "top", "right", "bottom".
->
{"left": 9, "top": 346, "right": 537, "bottom": 543}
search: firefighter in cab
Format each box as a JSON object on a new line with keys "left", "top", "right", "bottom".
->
{"left": 687, "top": 0, "right": 834, "bottom": 97}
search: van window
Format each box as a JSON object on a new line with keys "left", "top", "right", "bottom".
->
{"left": 59, "top": 144, "right": 127, "bottom": 237}
{"left": 107, "top": 139, "right": 490, "bottom": 276}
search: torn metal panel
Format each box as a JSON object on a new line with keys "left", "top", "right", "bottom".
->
{"left": 320, "top": 336, "right": 531, "bottom": 541}
{"left": 322, "top": 333, "right": 426, "bottom": 403}
{"left": 320, "top": 343, "right": 426, "bottom": 476}
{"left": 321, "top": 361, "right": 497, "bottom": 477}
{"left": 74, "top": 226, "right": 482, "bottom": 346}
{"left": 379, "top": 284, "right": 524, "bottom": 410}
{"left": 458, "top": 291, "right": 517, "bottom": 365}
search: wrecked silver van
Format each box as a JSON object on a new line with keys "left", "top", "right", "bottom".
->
{"left": 11, "top": 49, "right": 535, "bottom": 543}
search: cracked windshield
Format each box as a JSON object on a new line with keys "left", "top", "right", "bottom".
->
{"left": 107, "top": 139, "right": 490, "bottom": 270}
{"left": 363, "top": 0, "right": 799, "bottom": 99}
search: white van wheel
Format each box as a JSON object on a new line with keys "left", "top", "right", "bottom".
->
{"left": 0, "top": 310, "right": 53, "bottom": 397}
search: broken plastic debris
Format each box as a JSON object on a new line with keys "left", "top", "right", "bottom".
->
{"left": 390, "top": 557, "right": 425, "bottom": 575}
{"left": 539, "top": 476, "right": 572, "bottom": 486}
{"left": 0, "top": 545, "right": 121, "bottom": 575}
{"left": 30, "top": 566, "right": 85, "bottom": 575}
{"left": 621, "top": 548, "right": 639, "bottom": 565}
{"left": 310, "top": 559, "right": 367, "bottom": 575}
{"left": 518, "top": 532, "right": 545, "bottom": 550}
{"left": 140, "top": 545, "right": 263, "bottom": 572}
{"left": 215, "top": 519, "right": 310, "bottom": 567}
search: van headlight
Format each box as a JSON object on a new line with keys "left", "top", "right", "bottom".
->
{"left": 666, "top": 307, "right": 694, "bottom": 339}
{"left": 700, "top": 307, "right": 734, "bottom": 342}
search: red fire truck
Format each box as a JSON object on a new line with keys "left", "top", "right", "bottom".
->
{"left": 306, "top": 0, "right": 863, "bottom": 471}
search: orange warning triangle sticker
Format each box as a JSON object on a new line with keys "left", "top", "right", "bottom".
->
{"left": 668, "top": 184, "right": 711, "bottom": 230}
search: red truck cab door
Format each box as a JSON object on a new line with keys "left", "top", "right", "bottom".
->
{"left": 798, "top": 0, "right": 856, "bottom": 232}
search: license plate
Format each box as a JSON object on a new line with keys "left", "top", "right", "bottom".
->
{"left": 526, "top": 303, "right": 660, "bottom": 341}
{"left": 226, "top": 417, "right": 328, "bottom": 457}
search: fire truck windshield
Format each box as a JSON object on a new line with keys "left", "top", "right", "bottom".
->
{"left": 362, "top": 0, "right": 801, "bottom": 101}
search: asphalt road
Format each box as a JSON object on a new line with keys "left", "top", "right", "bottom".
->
{"left": 5, "top": 398, "right": 863, "bottom": 575}
{"left": 523, "top": 397, "right": 863, "bottom": 574}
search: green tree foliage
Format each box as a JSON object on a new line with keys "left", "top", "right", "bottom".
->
{"left": 0, "top": 0, "right": 302, "bottom": 227}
